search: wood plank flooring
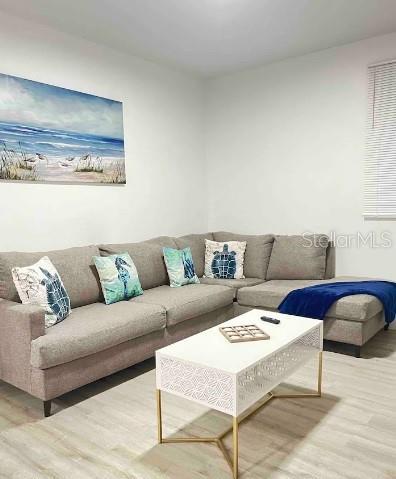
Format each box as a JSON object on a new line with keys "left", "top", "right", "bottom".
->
{"left": 0, "top": 330, "right": 395, "bottom": 479}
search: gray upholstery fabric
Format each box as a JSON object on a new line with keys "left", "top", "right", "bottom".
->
{"left": 199, "top": 277, "right": 264, "bottom": 298}
{"left": 266, "top": 235, "right": 328, "bottom": 280}
{"left": 0, "top": 299, "right": 45, "bottom": 393}
{"left": 30, "top": 304, "right": 235, "bottom": 400}
{"left": 31, "top": 301, "right": 166, "bottom": 369}
{"left": 213, "top": 232, "right": 274, "bottom": 279}
{"left": 99, "top": 236, "right": 176, "bottom": 290}
{"left": 132, "top": 283, "right": 234, "bottom": 326}
{"left": 324, "top": 311, "right": 385, "bottom": 346}
{"left": 140, "top": 236, "right": 178, "bottom": 247}
{"left": 237, "top": 276, "right": 383, "bottom": 321}
{"left": 325, "top": 242, "right": 336, "bottom": 279}
{"left": 233, "top": 302, "right": 384, "bottom": 346}
{"left": 0, "top": 245, "right": 102, "bottom": 308}
{"left": 174, "top": 233, "right": 214, "bottom": 278}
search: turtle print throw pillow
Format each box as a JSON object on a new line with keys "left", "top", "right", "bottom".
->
{"left": 93, "top": 253, "right": 143, "bottom": 305}
{"left": 163, "top": 247, "right": 200, "bottom": 287}
{"left": 204, "top": 240, "right": 247, "bottom": 279}
{"left": 12, "top": 256, "right": 71, "bottom": 328}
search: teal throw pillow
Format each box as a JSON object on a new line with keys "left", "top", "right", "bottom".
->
{"left": 163, "top": 247, "right": 199, "bottom": 288}
{"left": 93, "top": 253, "right": 143, "bottom": 304}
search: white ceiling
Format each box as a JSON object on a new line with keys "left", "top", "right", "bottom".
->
{"left": 1, "top": 0, "right": 396, "bottom": 77}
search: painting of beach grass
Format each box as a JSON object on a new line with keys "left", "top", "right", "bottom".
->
{"left": 0, "top": 73, "right": 125, "bottom": 184}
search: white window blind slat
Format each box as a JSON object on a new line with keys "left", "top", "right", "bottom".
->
{"left": 364, "top": 59, "right": 396, "bottom": 218}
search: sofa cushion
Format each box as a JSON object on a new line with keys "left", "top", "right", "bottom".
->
{"left": 199, "top": 277, "right": 264, "bottom": 298}
{"left": 325, "top": 243, "right": 336, "bottom": 279}
{"left": 213, "top": 232, "right": 274, "bottom": 279}
{"left": 0, "top": 245, "right": 102, "bottom": 308}
{"left": 174, "top": 233, "right": 214, "bottom": 277}
{"left": 266, "top": 235, "right": 328, "bottom": 280}
{"left": 31, "top": 301, "right": 166, "bottom": 369}
{"left": 132, "top": 283, "right": 234, "bottom": 326}
{"left": 100, "top": 236, "right": 176, "bottom": 290}
{"left": 237, "top": 277, "right": 383, "bottom": 321}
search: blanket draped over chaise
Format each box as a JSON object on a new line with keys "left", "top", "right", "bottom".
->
{"left": 278, "top": 281, "right": 396, "bottom": 325}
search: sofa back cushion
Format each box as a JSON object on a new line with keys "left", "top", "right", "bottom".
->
{"left": 174, "top": 233, "right": 214, "bottom": 277}
{"left": 213, "top": 232, "right": 274, "bottom": 279}
{"left": 266, "top": 234, "right": 329, "bottom": 280}
{"left": 0, "top": 245, "right": 102, "bottom": 308}
{"left": 325, "top": 242, "right": 336, "bottom": 279}
{"left": 99, "top": 236, "right": 176, "bottom": 290}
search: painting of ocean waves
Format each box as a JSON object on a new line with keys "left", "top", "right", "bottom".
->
{"left": 0, "top": 73, "right": 125, "bottom": 184}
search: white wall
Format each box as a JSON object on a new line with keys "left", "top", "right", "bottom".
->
{"left": 206, "top": 32, "right": 396, "bottom": 280}
{"left": 2, "top": 12, "right": 396, "bottom": 281}
{"left": 0, "top": 12, "right": 206, "bottom": 251}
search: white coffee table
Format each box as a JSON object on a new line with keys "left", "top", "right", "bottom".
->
{"left": 156, "top": 309, "right": 323, "bottom": 478}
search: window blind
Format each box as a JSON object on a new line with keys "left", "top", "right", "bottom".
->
{"left": 364, "top": 59, "right": 396, "bottom": 218}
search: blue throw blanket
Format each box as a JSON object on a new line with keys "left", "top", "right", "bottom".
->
{"left": 278, "top": 281, "right": 396, "bottom": 324}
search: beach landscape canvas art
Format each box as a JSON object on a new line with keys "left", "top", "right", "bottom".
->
{"left": 0, "top": 73, "right": 125, "bottom": 184}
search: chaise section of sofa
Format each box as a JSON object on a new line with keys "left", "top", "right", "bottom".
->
{"left": 237, "top": 276, "right": 385, "bottom": 357}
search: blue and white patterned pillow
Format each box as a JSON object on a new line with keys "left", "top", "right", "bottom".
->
{"left": 93, "top": 253, "right": 143, "bottom": 304}
{"left": 204, "top": 240, "right": 247, "bottom": 279}
{"left": 12, "top": 256, "right": 71, "bottom": 328}
{"left": 163, "top": 247, "right": 199, "bottom": 287}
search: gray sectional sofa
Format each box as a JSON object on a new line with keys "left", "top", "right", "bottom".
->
{"left": 0, "top": 232, "right": 387, "bottom": 416}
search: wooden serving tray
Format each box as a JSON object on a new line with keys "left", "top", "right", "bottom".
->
{"left": 219, "top": 324, "right": 270, "bottom": 343}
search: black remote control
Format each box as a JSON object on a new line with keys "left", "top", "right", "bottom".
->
{"left": 260, "top": 315, "right": 280, "bottom": 324}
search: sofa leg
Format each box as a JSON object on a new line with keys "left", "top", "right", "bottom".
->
{"left": 43, "top": 400, "right": 52, "bottom": 417}
{"left": 324, "top": 340, "right": 361, "bottom": 358}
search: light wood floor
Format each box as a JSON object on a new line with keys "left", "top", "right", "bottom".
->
{"left": 0, "top": 331, "right": 395, "bottom": 479}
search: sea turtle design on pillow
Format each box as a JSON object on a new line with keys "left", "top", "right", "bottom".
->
{"left": 39, "top": 267, "right": 70, "bottom": 322}
{"left": 211, "top": 244, "right": 237, "bottom": 279}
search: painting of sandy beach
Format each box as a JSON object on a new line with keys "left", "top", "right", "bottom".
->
{"left": 0, "top": 73, "right": 125, "bottom": 184}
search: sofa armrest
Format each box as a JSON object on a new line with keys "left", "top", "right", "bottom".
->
{"left": 0, "top": 299, "right": 45, "bottom": 392}
{"left": 0, "top": 299, "right": 45, "bottom": 339}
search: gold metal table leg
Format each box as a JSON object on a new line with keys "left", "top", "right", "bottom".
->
{"left": 273, "top": 351, "right": 323, "bottom": 399}
{"left": 156, "top": 389, "right": 162, "bottom": 444}
{"left": 318, "top": 350, "right": 323, "bottom": 396}
{"left": 233, "top": 416, "right": 239, "bottom": 479}
{"left": 156, "top": 351, "right": 323, "bottom": 478}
